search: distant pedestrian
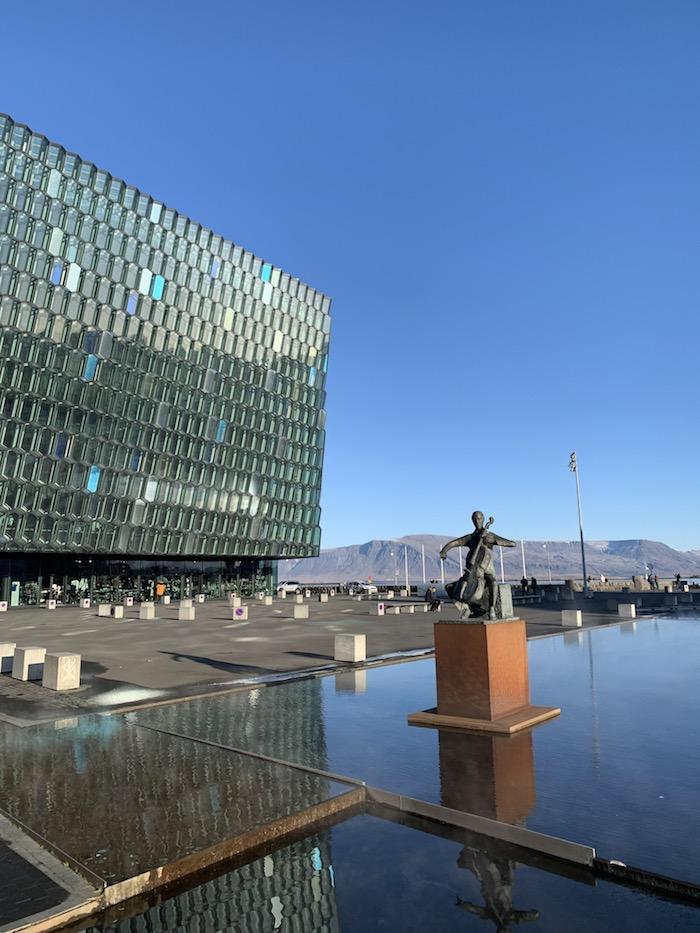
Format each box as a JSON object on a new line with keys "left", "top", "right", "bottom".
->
{"left": 530, "top": 576, "right": 538, "bottom": 595}
{"left": 425, "top": 585, "right": 440, "bottom": 612}
{"left": 653, "top": 574, "right": 659, "bottom": 590}
{"left": 676, "top": 573, "right": 682, "bottom": 585}
{"left": 520, "top": 576, "right": 529, "bottom": 594}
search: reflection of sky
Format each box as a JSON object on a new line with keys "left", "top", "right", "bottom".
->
{"left": 133, "top": 616, "right": 700, "bottom": 883}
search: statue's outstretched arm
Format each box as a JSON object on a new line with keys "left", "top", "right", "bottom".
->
{"left": 440, "top": 535, "right": 471, "bottom": 560}
{"left": 491, "top": 534, "right": 517, "bottom": 548}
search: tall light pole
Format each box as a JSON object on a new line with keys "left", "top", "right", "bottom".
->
{"left": 404, "top": 545, "right": 410, "bottom": 595}
{"left": 421, "top": 544, "right": 426, "bottom": 585}
{"left": 520, "top": 539, "right": 527, "bottom": 579}
{"left": 569, "top": 451, "right": 589, "bottom": 596}
{"left": 543, "top": 542, "right": 552, "bottom": 583}
{"left": 499, "top": 546, "right": 505, "bottom": 583}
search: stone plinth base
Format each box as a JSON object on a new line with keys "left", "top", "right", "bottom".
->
{"left": 263, "top": 595, "right": 273, "bottom": 605}
{"left": 408, "top": 618, "right": 559, "bottom": 733}
{"left": 139, "top": 603, "right": 155, "bottom": 620}
{"left": 123, "top": 596, "right": 134, "bottom": 607}
{"left": 408, "top": 704, "right": 560, "bottom": 734}
{"left": 43, "top": 653, "right": 81, "bottom": 691}
{"left": 180, "top": 598, "right": 193, "bottom": 609}
{"left": 195, "top": 593, "right": 205, "bottom": 603}
{"left": 318, "top": 594, "right": 328, "bottom": 603}
{"left": 230, "top": 595, "right": 242, "bottom": 608}
{"left": 232, "top": 606, "right": 248, "bottom": 621}
{"left": 98, "top": 604, "right": 111, "bottom": 617}
{"left": 334, "top": 634, "right": 366, "bottom": 663}
{"left": 162, "top": 594, "right": 171, "bottom": 605}
{"left": 111, "top": 605, "right": 124, "bottom": 619}
{"left": 80, "top": 598, "right": 91, "bottom": 609}
{"left": 295, "top": 594, "right": 304, "bottom": 604}
{"left": 178, "top": 607, "right": 196, "bottom": 621}
{"left": 370, "top": 602, "right": 385, "bottom": 616}
{"left": 293, "top": 604, "right": 309, "bottom": 619}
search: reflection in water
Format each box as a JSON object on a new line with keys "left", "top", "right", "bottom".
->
{"left": 439, "top": 729, "right": 538, "bottom": 930}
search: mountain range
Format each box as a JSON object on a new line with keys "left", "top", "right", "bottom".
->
{"left": 277, "top": 536, "right": 700, "bottom": 583}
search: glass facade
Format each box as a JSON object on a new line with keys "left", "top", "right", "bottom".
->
{"left": 0, "top": 113, "right": 331, "bottom": 601}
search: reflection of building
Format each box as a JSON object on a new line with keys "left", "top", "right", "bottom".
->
{"left": 0, "top": 113, "right": 331, "bottom": 604}
{"left": 439, "top": 729, "right": 538, "bottom": 931}
{"left": 85, "top": 832, "right": 340, "bottom": 933}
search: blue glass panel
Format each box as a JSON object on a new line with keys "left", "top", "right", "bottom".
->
{"left": 261, "top": 262, "right": 272, "bottom": 283}
{"left": 86, "top": 464, "right": 101, "bottom": 493}
{"left": 210, "top": 258, "right": 219, "bottom": 278}
{"left": 310, "top": 847, "right": 323, "bottom": 871}
{"left": 129, "top": 449, "right": 142, "bottom": 471}
{"left": 151, "top": 274, "right": 165, "bottom": 300}
{"left": 54, "top": 432, "right": 67, "bottom": 459}
{"left": 83, "top": 331, "right": 98, "bottom": 353}
{"left": 308, "top": 367, "right": 317, "bottom": 387}
{"left": 215, "top": 419, "right": 227, "bottom": 443}
{"left": 82, "top": 354, "right": 98, "bottom": 382}
{"left": 126, "top": 291, "right": 138, "bottom": 315}
{"left": 50, "top": 260, "right": 62, "bottom": 285}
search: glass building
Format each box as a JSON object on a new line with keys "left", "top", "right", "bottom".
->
{"left": 0, "top": 113, "right": 331, "bottom": 605}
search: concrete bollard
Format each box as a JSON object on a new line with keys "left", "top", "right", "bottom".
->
{"left": 293, "top": 604, "right": 309, "bottom": 619}
{"left": 386, "top": 591, "right": 395, "bottom": 599}
{"left": 123, "top": 596, "right": 134, "bottom": 607}
{"left": 305, "top": 589, "right": 311, "bottom": 598}
{"left": 178, "top": 607, "right": 196, "bottom": 621}
{"left": 230, "top": 595, "right": 242, "bottom": 608}
{"left": 80, "top": 598, "right": 91, "bottom": 609}
{"left": 232, "top": 606, "right": 248, "bottom": 621}
{"left": 399, "top": 589, "right": 408, "bottom": 597}
{"left": 334, "top": 634, "right": 367, "bottom": 663}
{"left": 561, "top": 609, "right": 582, "bottom": 627}
{"left": 162, "top": 594, "right": 171, "bottom": 605}
{"left": 370, "top": 602, "right": 385, "bottom": 616}
{"left": 139, "top": 602, "right": 156, "bottom": 620}
{"left": 0, "top": 643, "right": 16, "bottom": 674}
{"left": 683, "top": 585, "right": 690, "bottom": 592}
{"left": 195, "top": 593, "right": 205, "bottom": 603}
{"left": 618, "top": 603, "right": 637, "bottom": 619}
{"left": 263, "top": 595, "right": 273, "bottom": 606}
{"left": 98, "top": 604, "right": 111, "bottom": 617}
{"left": 329, "top": 589, "right": 336, "bottom": 596}
{"left": 111, "top": 605, "right": 124, "bottom": 620}
{"left": 400, "top": 604, "right": 415, "bottom": 613}
{"left": 318, "top": 593, "right": 328, "bottom": 603}
{"left": 0, "top": 601, "right": 7, "bottom": 612}
{"left": 385, "top": 605, "right": 401, "bottom": 615}
{"left": 180, "top": 598, "right": 193, "bottom": 609}
{"left": 12, "top": 646, "right": 46, "bottom": 681}
{"left": 43, "top": 653, "right": 81, "bottom": 691}
{"left": 46, "top": 599, "right": 57, "bottom": 610}
{"left": 278, "top": 590, "right": 286, "bottom": 599}
{"left": 295, "top": 594, "right": 304, "bottom": 604}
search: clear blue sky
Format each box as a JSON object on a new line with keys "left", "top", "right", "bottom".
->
{"left": 4, "top": 1, "right": 700, "bottom": 549}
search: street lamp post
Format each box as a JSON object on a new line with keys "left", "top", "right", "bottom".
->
{"left": 569, "top": 451, "right": 589, "bottom": 596}
{"left": 543, "top": 542, "right": 552, "bottom": 583}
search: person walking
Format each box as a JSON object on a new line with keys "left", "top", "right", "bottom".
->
{"left": 530, "top": 576, "right": 538, "bottom": 595}
{"left": 520, "top": 576, "right": 529, "bottom": 594}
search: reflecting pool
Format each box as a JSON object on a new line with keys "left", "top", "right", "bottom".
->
{"left": 78, "top": 812, "right": 700, "bottom": 932}
{"left": 130, "top": 616, "right": 700, "bottom": 882}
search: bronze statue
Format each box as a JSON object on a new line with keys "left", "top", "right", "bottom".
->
{"left": 440, "top": 512, "right": 516, "bottom": 620}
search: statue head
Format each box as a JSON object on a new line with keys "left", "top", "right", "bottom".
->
{"left": 471, "top": 511, "right": 484, "bottom": 529}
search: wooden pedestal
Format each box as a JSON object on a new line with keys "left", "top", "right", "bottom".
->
{"left": 408, "top": 618, "right": 560, "bottom": 734}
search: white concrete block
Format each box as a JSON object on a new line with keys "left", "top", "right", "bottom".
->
{"left": 230, "top": 595, "right": 242, "bottom": 608}
{"left": 256, "top": 592, "right": 265, "bottom": 600}
{"left": 263, "top": 596, "right": 273, "bottom": 606}
{"left": 318, "top": 593, "right": 328, "bottom": 603}
{"left": 178, "top": 607, "right": 196, "bottom": 621}
{"left": 232, "top": 606, "right": 248, "bottom": 621}
{"left": 295, "top": 594, "right": 304, "bottom": 604}
{"left": 80, "top": 598, "right": 91, "bottom": 609}
{"left": 98, "top": 603, "right": 111, "bottom": 617}
{"left": 162, "top": 594, "right": 171, "bottom": 605}
{"left": 46, "top": 599, "right": 57, "bottom": 610}
{"left": 334, "top": 634, "right": 367, "bottom": 663}
{"left": 683, "top": 584, "right": 690, "bottom": 592}
{"left": 561, "top": 609, "right": 582, "bottom": 627}
{"left": 0, "top": 601, "right": 7, "bottom": 612}
{"left": 329, "top": 589, "right": 336, "bottom": 596}
{"left": 43, "top": 653, "right": 81, "bottom": 691}
{"left": 0, "top": 643, "right": 16, "bottom": 674}
{"left": 180, "top": 598, "right": 193, "bottom": 609}
{"left": 618, "top": 603, "right": 637, "bottom": 619}
{"left": 278, "top": 590, "right": 287, "bottom": 599}
{"left": 305, "top": 589, "right": 311, "bottom": 598}
{"left": 12, "top": 646, "right": 46, "bottom": 681}
{"left": 139, "top": 602, "right": 156, "bottom": 620}
{"left": 293, "top": 604, "right": 309, "bottom": 619}
{"left": 111, "top": 605, "right": 124, "bottom": 619}
{"left": 399, "top": 589, "right": 408, "bottom": 597}
{"left": 123, "top": 596, "right": 134, "bottom": 607}
{"left": 386, "top": 605, "right": 401, "bottom": 615}
{"left": 386, "top": 591, "right": 395, "bottom": 599}
{"left": 370, "top": 602, "right": 385, "bottom": 616}
{"left": 400, "top": 604, "right": 415, "bottom": 613}
{"left": 195, "top": 593, "right": 205, "bottom": 603}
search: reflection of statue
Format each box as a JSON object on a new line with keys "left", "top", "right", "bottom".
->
{"left": 457, "top": 849, "right": 538, "bottom": 931}
{"left": 440, "top": 512, "right": 516, "bottom": 620}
